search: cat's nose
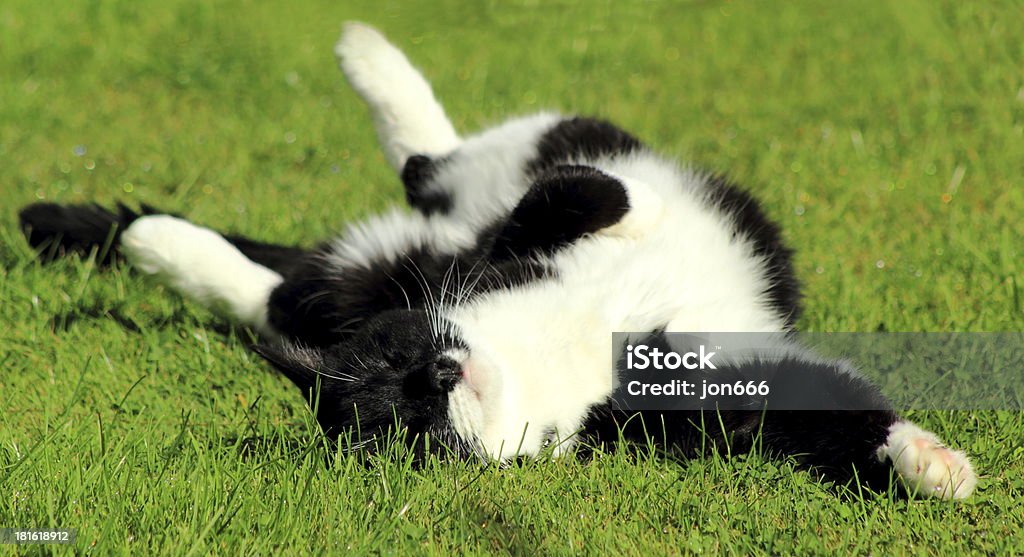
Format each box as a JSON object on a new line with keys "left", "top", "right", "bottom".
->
{"left": 426, "top": 356, "right": 462, "bottom": 393}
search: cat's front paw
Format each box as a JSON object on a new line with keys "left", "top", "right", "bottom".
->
{"left": 120, "top": 215, "right": 195, "bottom": 277}
{"left": 600, "top": 175, "right": 664, "bottom": 239}
{"left": 334, "top": 22, "right": 408, "bottom": 96}
{"left": 877, "top": 421, "right": 977, "bottom": 500}
{"left": 120, "top": 214, "right": 235, "bottom": 294}
{"left": 336, "top": 22, "right": 389, "bottom": 61}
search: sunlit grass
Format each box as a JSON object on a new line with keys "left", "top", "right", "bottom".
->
{"left": 2, "top": 0, "right": 1022, "bottom": 553}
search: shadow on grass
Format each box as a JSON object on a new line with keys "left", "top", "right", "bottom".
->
{"left": 47, "top": 297, "right": 254, "bottom": 343}
{"left": 49, "top": 301, "right": 144, "bottom": 333}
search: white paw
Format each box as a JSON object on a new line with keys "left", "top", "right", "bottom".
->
{"left": 601, "top": 175, "right": 664, "bottom": 239}
{"left": 120, "top": 215, "right": 282, "bottom": 329}
{"left": 334, "top": 22, "right": 408, "bottom": 95}
{"left": 333, "top": 21, "right": 460, "bottom": 168}
{"left": 335, "top": 22, "right": 389, "bottom": 61}
{"left": 121, "top": 215, "right": 203, "bottom": 278}
{"left": 878, "top": 421, "right": 977, "bottom": 500}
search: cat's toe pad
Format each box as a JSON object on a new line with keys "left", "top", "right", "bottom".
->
{"left": 878, "top": 421, "right": 977, "bottom": 500}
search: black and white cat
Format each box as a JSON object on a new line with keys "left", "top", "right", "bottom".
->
{"left": 20, "top": 22, "right": 976, "bottom": 499}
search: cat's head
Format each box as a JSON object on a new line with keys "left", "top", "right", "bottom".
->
{"left": 254, "top": 309, "right": 478, "bottom": 455}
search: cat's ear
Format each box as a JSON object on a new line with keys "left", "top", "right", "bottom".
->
{"left": 251, "top": 343, "right": 327, "bottom": 390}
{"left": 491, "top": 165, "right": 632, "bottom": 260}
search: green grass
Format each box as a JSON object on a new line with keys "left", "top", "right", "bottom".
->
{"left": 2, "top": 0, "right": 1023, "bottom": 553}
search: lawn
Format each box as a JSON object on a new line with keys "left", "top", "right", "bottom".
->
{"left": 2, "top": 0, "right": 1023, "bottom": 554}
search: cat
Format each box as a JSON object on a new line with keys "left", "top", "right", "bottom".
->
{"left": 19, "top": 22, "right": 976, "bottom": 499}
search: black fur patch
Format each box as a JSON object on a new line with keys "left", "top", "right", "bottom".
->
{"left": 527, "top": 117, "right": 643, "bottom": 177}
{"left": 20, "top": 201, "right": 307, "bottom": 274}
{"left": 703, "top": 175, "right": 802, "bottom": 328}
{"left": 492, "top": 165, "right": 631, "bottom": 260}
{"left": 19, "top": 202, "right": 157, "bottom": 264}
{"left": 254, "top": 309, "right": 467, "bottom": 445}
{"left": 221, "top": 235, "right": 306, "bottom": 275}
{"left": 401, "top": 154, "right": 453, "bottom": 216}
{"left": 267, "top": 243, "right": 553, "bottom": 347}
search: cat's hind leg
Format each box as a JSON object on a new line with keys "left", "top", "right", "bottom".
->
{"left": 752, "top": 409, "right": 976, "bottom": 499}
{"left": 335, "top": 22, "right": 461, "bottom": 172}
{"left": 876, "top": 420, "right": 977, "bottom": 500}
{"left": 610, "top": 329, "right": 976, "bottom": 499}
{"left": 725, "top": 358, "right": 977, "bottom": 499}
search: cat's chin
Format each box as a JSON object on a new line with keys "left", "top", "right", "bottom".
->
{"left": 446, "top": 381, "right": 485, "bottom": 454}
{"left": 445, "top": 349, "right": 522, "bottom": 459}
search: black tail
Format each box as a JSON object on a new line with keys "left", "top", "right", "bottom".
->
{"left": 18, "top": 202, "right": 159, "bottom": 265}
{"left": 19, "top": 202, "right": 307, "bottom": 273}
{"left": 219, "top": 234, "right": 308, "bottom": 274}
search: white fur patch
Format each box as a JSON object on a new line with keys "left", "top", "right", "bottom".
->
{"left": 121, "top": 215, "right": 283, "bottom": 335}
{"left": 320, "top": 112, "right": 564, "bottom": 272}
{"left": 336, "top": 21, "right": 461, "bottom": 170}
{"left": 431, "top": 112, "right": 563, "bottom": 229}
{"left": 323, "top": 207, "right": 477, "bottom": 271}
{"left": 599, "top": 173, "right": 664, "bottom": 239}
{"left": 877, "top": 421, "right": 977, "bottom": 500}
{"left": 442, "top": 148, "right": 792, "bottom": 458}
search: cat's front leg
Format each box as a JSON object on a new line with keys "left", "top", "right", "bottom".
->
{"left": 120, "top": 215, "right": 284, "bottom": 336}
{"left": 19, "top": 203, "right": 296, "bottom": 338}
{"left": 335, "top": 22, "right": 461, "bottom": 172}
{"left": 490, "top": 165, "right": 663, "bottom": 259}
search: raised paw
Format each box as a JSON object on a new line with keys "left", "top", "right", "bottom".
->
{"left": 877, "top": 421, "right": 977, "bottom": 500}
{"left": 334, "top": 20, "right": 431, "bottom": 114}
{"left": 334, "top": 22, "right": 396, "bottom": 79}
{"left": 333, "top": 21, "right": 460, "bottom": 169}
